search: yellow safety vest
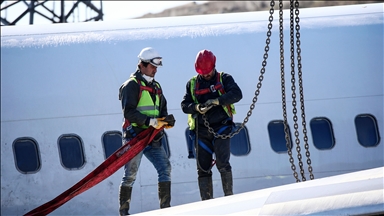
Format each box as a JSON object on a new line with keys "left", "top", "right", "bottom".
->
{"left": 131, "top": 78, "right": 161, "bottom": 129}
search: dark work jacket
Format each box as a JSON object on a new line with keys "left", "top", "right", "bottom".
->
{"left": 119, "top": 70, "right": 168, "bottom": 140}
{"left": 181, "top": 70, "right": 243, "bottom": 131}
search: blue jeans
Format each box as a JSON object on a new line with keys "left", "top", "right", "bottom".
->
{"left": 121, "top": 141, "right": 171, "bottom": 187}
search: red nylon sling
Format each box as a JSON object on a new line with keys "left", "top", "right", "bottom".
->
{"left": 24, "top": 127, "right": 161, "bottom": 216}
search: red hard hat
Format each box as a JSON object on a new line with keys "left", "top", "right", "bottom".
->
{"left": 195, "top": 49, "right": 216, "bottom": 75}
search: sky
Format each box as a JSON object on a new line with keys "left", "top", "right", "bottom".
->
{"left": 1, "top": 1, "right": 208, "bottom": 26}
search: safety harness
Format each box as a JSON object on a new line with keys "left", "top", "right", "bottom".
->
{"left": 123, "top": 77, "right": 162, "bottom": 138}
{"left": 188, "top": 72, "right": 236, "bottom": 171}
{"left": 188, "top": 72, "right": 236, "bottom": 130}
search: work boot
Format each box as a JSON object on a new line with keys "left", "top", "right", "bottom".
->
{"left": 119, "top": 185, "right": 132, "bottom": 216}
{"left": 198, "top": 176, "right": 213, "bottom": 200}
{"left": 158, "top": 181, "right": 171, "bottom": 208}
{"left": 221, "top": 171, "right": 233, "bottom": 196}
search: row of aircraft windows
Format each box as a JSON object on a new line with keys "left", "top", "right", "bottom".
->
{"left": 13, "top": 114, "right": 381, "bottom": 174}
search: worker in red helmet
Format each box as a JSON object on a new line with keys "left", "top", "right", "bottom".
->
{"left": 181, "top": 49, "right": 243, "bottom": 200}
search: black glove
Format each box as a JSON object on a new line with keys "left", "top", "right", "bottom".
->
{"left": 163, "top": 114, "right": 176, "bottom": 129}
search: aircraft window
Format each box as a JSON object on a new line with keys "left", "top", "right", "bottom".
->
{"left": 13, "top": 138, "right": 41, "bottom": 174}
{"left": 184, "top": 123, "right": 251, "bottom": 158}
{"left": 58, "top": 134, "right": 85, "bottom": 170}
{"left": 268, "top": 120, "right": 293, "bottom": 153}
{"left": 102, "top": 131, "right": 123, "bottom": 159}
{"left": 160, "top": 132, "right": 171, "bottom": 158}
{"left": 355, "top": 114, "right": 381, "bottom": 147}
{"left": 310, "top": 117, "right": 335, "bottom": 150}
{"left": 230, "top": 123, "right": 251, "bottom": 156}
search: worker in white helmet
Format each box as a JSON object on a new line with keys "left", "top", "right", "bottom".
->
{"left": 118, "top": 47, "right": 173, "bottom": 215}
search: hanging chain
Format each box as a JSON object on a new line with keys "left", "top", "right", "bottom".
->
{"left": 282, "top": 0, "right": 314, "bottom": 182}
{"left": 280, "top": 0, "right": 300, "bottom": 183}
{"left": 294, "top": 0, "right": 314, "bottom": 180}
{"left": 202, "top": 0, "right": 276, "bottom": 139}
{"left": 200, "top": 0, "right": 314, "bottom": 182}
{"left": 288, "top": 0, "right": 306, "bottom": 182}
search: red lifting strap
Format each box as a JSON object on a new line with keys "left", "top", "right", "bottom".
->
{"left": 24, "top": 127, "right": 162, "bottom": 216}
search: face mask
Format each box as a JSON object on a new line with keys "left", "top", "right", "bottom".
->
{"left": 142, "top": 74, "right": 154, "bottom": 83}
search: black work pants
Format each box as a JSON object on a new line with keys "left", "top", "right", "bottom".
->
{"left": 196, "top": 125, "right": 232, "bottom": 177}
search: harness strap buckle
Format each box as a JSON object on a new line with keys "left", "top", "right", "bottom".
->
{"left": 210, "top": 85, "right": 216, "bottom": 92}
{"left": 123, "top": 119, "right": 137, "bottom": 137}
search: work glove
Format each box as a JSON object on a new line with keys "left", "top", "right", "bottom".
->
{"left": 164, "top": 114, "right": 176, "bottom": 129}
{"left": 149, "top": 117, "right": 168, "bottom": 129}
{"left": 164, "top": 125, "right": 174, "bottom": 129}
{"left": 204, "top": 98, "right": 219, "bottom": 107}
{"left": 195, "top": 104, "right": 212, "bottom": 115}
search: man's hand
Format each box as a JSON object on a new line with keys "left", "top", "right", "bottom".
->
{"left": 149, "top": 117, "right": 168, "bottom": 129}
{"left": 164, "top": 125, "right": 174, "bottom": 129}
{"left": 204, "top": 98, "right": 219, "bottom": 107}
{"left": 195, "top": 104, "right": 212, "bottom": 114}
{"left": 163, "top": 114, "right": 175, "bottom": 129}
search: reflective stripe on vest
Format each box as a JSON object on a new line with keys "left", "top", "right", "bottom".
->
{"left": 131, "top": 78, "right": 161, "bottom": 129}
{"left": 187, "top": 72, "right": 236, "bottom": 130}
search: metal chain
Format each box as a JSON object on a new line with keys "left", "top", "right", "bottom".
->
{"left": 288, "top": 0, "right": 306, "bottom": 182}
{"left": 295, "top": 0, "right": 314, "bottom": 180}
{"left": 279, "top": 0, "right": 300, "bottom": 183}
{"left": 200, "top": 0, "right": 314, "bottom": 182}
{"left": 202, "top": 0, "right": 276, "bottom": 139}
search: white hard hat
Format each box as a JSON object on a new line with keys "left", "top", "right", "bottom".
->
{"left": 138, "top": 47, "right": 162, "bottom": 67}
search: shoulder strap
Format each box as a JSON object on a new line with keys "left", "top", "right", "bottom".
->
{"left": 194, "top": 72, "right": 224, "bottom": 96}
{"left": 136, "top": 79, "right": 162, "bottom": 99}
{"left": 190, "top": 76, "right": 198, "bottom": 103}
{"left": 217, "top": 72, "right": 226, "bottom": 95}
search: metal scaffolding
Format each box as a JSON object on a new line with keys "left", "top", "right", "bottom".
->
{"left": 1, "top": 0, "right": 103, "bottom": 26}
